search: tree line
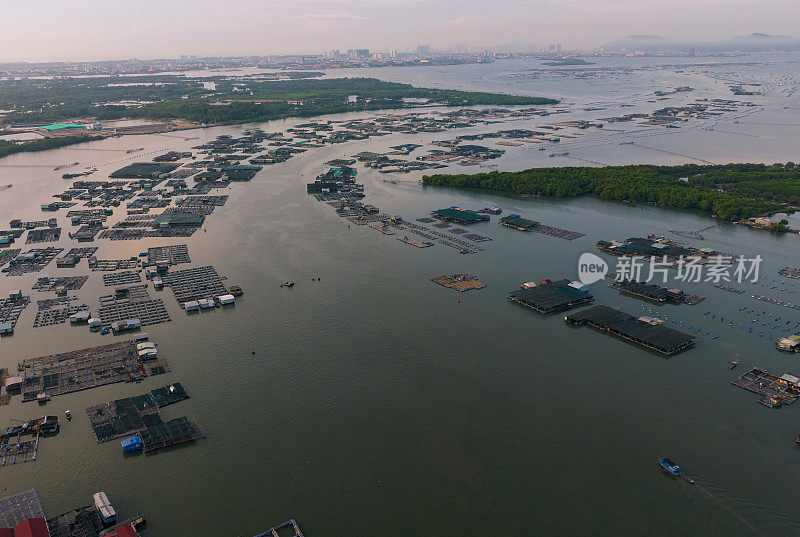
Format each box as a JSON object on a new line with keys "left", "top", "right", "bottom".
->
{"left": 422, "top": 163, "right": 800, "bottom": 220}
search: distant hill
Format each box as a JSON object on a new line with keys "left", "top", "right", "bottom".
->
{"left": 602, "top": 33, "right": 800, "bottom": 52}
{"left": 602, "top": 35, "right": 682, "bottom": 52}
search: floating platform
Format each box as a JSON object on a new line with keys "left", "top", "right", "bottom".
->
{"left": 731, "top": 368, "right": 800, "bottom": 405}
{"left": 147, "top": 244, "right": 190, "bottom": 266}
{"left": 26, "top": 227, "right": 61, "bottom": 244}
{"left": 98, "top": 285, "right": 170, "bottom": 328}
{"left": 530, "top": 223, "right": 584, "bottom": 240}
{"left": 715, "top": 283, "right": 744, "bottom": 293}
{"left": 87, "top": 383, "right": 189, "bottom": 443}
{"left": 32, "top": 276, "right": 88, "bottom": 292}
{"left": 565, "top": 305, "right": 695, "bottom": 356}
{"left": 253, "top": 519, "right": 305, "bottom": 537}
{"left": 778, "top": 267, "right": 800, "bottom": 279}
{"left": 609, "top": 279, "right": 703, "bottom": 305}
{"left": 0, "top": 430, "right": 40, "bottom": 467}
{"left": 0, "top": 295, "right": 30, "bottom": 330}
{"left": 91, "top": 259, "right": 140, "bottom": 271}
{"left": 430, "top": 207, "right": 489, "bottom": 224}
{"left": 20, "top": 339, "right": 169, "bottom": 402}
{"left": 139, "top": 416, "right": 205, "bottom": 453}
{"left": 4, "top": 247, "right": 63, "bottom": 276}
{"left": 47, "top": 506, "right": 107, "bottom": 537}
{"left": 102, "top": 270, "right": 142, "bottom": 287}
{"left": 87, "top": 393, "right": 163, "bottom": 443}
{"left": 0, "top": 489, "right": 45, "bottom": 528}
{"left": 33, "top": 302, "right": 89, "bottom": 328}
{"left": 397, "top": 236, "right": 432, "bottom": 248}
{"left": 161, "top": 266, "right": 229, "bottom": 305}
{"left": 508, "top": 279, "right": 593, "bottom": 314}
{"left": 65, "top": 247, "right": 98, "bottom": 259}
{"left": 431, "top": 274, "right": 486, "bottom": 292}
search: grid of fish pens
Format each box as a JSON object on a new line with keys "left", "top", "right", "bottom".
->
{"left": 19, "top": 340, "right": 169, "bottom": 401}
{"left": 161, "top": 265, "right": 228, "bottom": 304}
{"left": 97, "top": 285, "right": 171, "bottom": 327}
{"left": 0, "top": 490, "right": 45, "bottom": 527}
{"left": 47, "top": 507, "right": 107, "bottom": 537}
{"left": 139, "top": 416, "right": 205, "bottom": 453}
{"left": 102, "top": 270, "right": 142, "bottom": 286}
{"left": 87, "top": 393, "right": 163, "bottom": 443}
{"left": 0, "top": 296, "right": 30, "bottom": 327}
{"left": 147, "top": 244, "right": 191, "bottom": 265}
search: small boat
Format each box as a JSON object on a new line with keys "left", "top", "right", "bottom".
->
{"left": 659, "top": 457, "right": 682, "bottom": 477}
{"left": 65, "top": 410, "right": 71, "bottom": 420}
{"left": 730, "top": 361, "right": 738, "bottom": 370}
{"left": 796, "top": 434, "right": 800, "bottom": 446}
{"left": 281, "top": 281, "right": 295, "bottom": 288}
{"left": 684, "top": 476, "right": 696, "bottom": 485}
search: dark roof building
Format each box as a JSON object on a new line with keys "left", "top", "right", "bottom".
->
{"left": 500, "top": 214, "right": 539, "bottom": 231}
{"left": 109, "top": 163, "right": 179, "bottom": 179}
{"left": 610, "top": 279, "right": 684, "bottom": 303}
{"left": 430, "top": 208, "right": 489, "bottom": 224}
{"left": 508, "top": 279, "right": 593, "bottom": 314}
{"left": 10, "top": 518, "right": 50, "bottom": 537}
{"left": 565, "top": 305, "right": 695, "bottom": 356}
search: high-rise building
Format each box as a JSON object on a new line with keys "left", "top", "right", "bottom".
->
{"left": 556, "top": 44, "right": 562, "bottom": 53}
{"left": 416, "top": 45, "right": 431, "bottom": 56}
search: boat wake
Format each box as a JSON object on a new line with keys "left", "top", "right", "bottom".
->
{"left": 687, "top": 478, "right": 800, "bottom": 537}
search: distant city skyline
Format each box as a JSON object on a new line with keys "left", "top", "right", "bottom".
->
{"left": 1, "top": 0, "right": 799, "bottom": 62}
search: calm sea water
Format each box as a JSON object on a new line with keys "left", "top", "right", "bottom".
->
{"left": 1, "top": 57, "right": 800, "bottom": 536}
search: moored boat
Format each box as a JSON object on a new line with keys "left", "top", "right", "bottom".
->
{"left": 93, "top": 492, "right": 117, "bottom": 524}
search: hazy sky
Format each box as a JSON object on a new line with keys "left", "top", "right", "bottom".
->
{"left": 1, "top": 0, "right": 799, "bottom": 61}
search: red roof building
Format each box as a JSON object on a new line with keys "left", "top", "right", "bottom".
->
{"left": 12, "top": 518, "right": 50, "bottom": 537}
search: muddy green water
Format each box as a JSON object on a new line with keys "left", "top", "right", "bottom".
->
{"left": 1, "top": 57, "right": 800, "bottom": 536}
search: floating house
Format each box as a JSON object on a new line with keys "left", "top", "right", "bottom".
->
{"left": 508, "top": 279, "right": 594, "bottom": 314}
{"left": 499, "top": 214, "right": 538, "bottom": 231}
{"left": 430, "top": 207, "right": 489, "bottom": 224}
{"left": 565, "top": 305, "right": 695, "bottom": 356}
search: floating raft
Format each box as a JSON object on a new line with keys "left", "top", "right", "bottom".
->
{"left": 431, "top": 274, "right": 486, "bottom": 292}
{"left": 87, "top": 382, "right": 189, "bottom": 443}
{"left": 731, "top": 368, "right": 800, "bottom": 405}
{"left": 0, "top": 489, "right": 46, "bottom": 528}
{"left": 252, "top": 519, "right": 304, "bottom": 537}
{"left": 778, "top": 267, "right": 800, "bottom": 279}
{"left": 715, "top": 283, "right": 745, "bottom": 294}
{"left": 139, "top": 416, "right": 205, "bottom": 453}
{"left": 397, "top": 236, "right": 432, "bottom": 248}
{"left": 20, "top": 339, "right": 170, "bottom": 401}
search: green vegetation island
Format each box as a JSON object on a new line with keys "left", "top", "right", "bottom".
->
{"left": 0, "top": 75, "right": 557, "bottom": 126}
{"left": 422, "top": 163, "right": 800, "bottom": 221}
{"left": 0, "top": 134, "right": 100, "bottom": 159}
{"left": 541, "top": 58, "right": 595, "bottom": 66}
